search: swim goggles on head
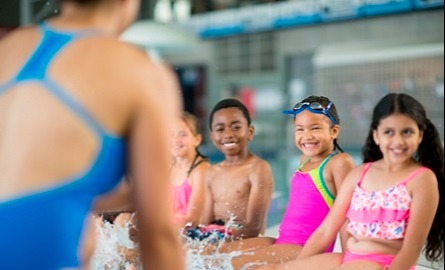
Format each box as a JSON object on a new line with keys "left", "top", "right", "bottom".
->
{"left": 283, "top": 101, "right": 338, "bottom": 125}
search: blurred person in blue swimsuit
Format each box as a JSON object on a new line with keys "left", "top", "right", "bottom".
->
{"left": 0, "top": 0, "right": 184, "bottom": 269}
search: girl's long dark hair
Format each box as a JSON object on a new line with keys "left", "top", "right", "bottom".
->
{"left": 362, "top": 93, "right": 444, "bottom": 262}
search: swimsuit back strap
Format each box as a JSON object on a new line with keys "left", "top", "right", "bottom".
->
{"left": 16, "top": 23, "right": 74, "bottom": 81}
{"left": 12, "top": 22, "right": 107, "bottom": 136}
{"left": 187, "top": 154, "right": 208, "bottom": 177}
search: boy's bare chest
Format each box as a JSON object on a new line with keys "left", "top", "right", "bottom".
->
{"left": 210, "top": 170, "right": 251, "bottom": 200}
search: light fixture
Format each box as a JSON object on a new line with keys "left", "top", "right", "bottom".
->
{"left": 121, "top": 19, "right": 201, "bottom": 57}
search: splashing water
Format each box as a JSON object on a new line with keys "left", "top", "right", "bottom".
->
{"left": 90, "top": 217, "right": 140, "bottom": 270}
{"left": 90, "top": 214, "right": 257, "bottom": 270}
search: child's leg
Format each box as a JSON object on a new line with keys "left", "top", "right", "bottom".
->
{"left": 331, "top": 262, "right": 383, "bottom": 270}
{"left": 257, "top": 252, "right": 343, "bottom": 270}
{"left": 200, "top": 236, "right": 276, "bottom": 255}
{"left": 221, "top": 237, "right": 276, "bottom": 253}
{"left": 338, "top": 250, "right": 416, "bottom": 270}
{"left": 231, "top": 244, "right": 303, "bottom": 270}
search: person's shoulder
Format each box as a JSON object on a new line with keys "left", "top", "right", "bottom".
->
{"left": 0, "top": 25, "right": 38, "bottom": 47}
{"left": 192, "top": 159, "right": 212, "bottom": 175}
{"left": 82, "top": 37, "right": 154, "bottom": 68}
{"left": 251, "top": 155, "right": 272, "bottom": 169}
{"left": 411, "top": 166, "right": 437, "bottom": 187}
{"left": 328, "top": 152, "right": 355, "bottom": 168}
{"left": 250, "top": 154, "right": 266, "bottom": 163}
{"left": 345, "top": 163, "right": 368, "bottom": 179}
{"left": 248, "top": 156, "right": 273, "bottom": 179}
{"left": 205, "top": 163, "right": 221, "bottom": 178}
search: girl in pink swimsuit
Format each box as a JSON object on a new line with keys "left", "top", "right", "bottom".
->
{"left": 170, "top": 112, "right": 210, "bottom": 227}
{"left": 261, "top": 93, "right": 444, "bottom": 270}
{"left": 215, "top": 96, "right": 355, "bottom": 269}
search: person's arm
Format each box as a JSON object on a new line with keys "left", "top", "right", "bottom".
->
{"left": 389, "top": 169, "right": 438, "bottom": 270}
{"left": 297, "top": 165, "right": 362, "bottom": 259}
{"left": 329, "top": 153, "right": 355, "bottom": 197}
{"left": 92, "top": 179, "right": 134, "bottom": 213}
{"left": 184, "top": 162, "right": 210, "bottom": 226}
{"left": 233, "top": 159, "right": 274, "bottom": 239}
{"left": 128, "top": 55, "right": 184, "bottom": 270}
{"left": 327, "top": 153, "right": 355, "bottom": 251}
{"left": 201, "top": 168, "right": 215, "bottom": 225}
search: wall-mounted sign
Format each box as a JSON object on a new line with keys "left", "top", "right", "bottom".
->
{"left": 182, "top": 0, "right": 443, "bottom": 38}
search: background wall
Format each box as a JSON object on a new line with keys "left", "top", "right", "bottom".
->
{"left": 164, "top": 9, "right": 444, "bottom": 226}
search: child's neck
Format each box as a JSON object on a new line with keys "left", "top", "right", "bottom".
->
{"left": 378, "top": 158, "right": 418, "bottom": 173}
{"left": 305, "top": 149, "right": 335, "bottom": 164}
{"left": 224, "top": 152, "right": 253, "bottom": 166}
{"left": 173, "top": 152, "right": 197, "bottom": 169}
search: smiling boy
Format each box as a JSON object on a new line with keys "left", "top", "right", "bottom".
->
{"left": 202, "top": 98, "right": 274, "bottom": 240}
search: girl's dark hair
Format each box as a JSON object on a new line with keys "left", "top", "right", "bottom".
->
{"left": 209, "top": 98, "right": 251, "bottom": 130}
{"left": 362, "top": 93, "right": 444, "bottom": 262}
{"left": 300, "top": 95, "right": 344, "bottom": 153}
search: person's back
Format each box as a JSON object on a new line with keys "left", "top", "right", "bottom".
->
{"left": 202, "top": 98, "right": 274, "bottom": 240}
{"left": 0, "top": 1, "right": 183, "bottom": 269}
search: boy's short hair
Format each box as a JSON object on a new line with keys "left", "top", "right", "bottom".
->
{"left": 209, "top": 98, "right": 252, "bottom": 130}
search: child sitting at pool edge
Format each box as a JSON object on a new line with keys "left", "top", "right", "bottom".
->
{"left": 200, "top": 98, "right": 275, "bottom": 241}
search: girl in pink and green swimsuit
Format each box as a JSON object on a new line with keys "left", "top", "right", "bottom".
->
{"left": 215, "top": 96, "right": 355, "bottom": 270}
{"left": 262, "top": 93, "right": 444, "bottom": 270}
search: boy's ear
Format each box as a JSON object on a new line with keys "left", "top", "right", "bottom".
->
{"left": 248, "top": 125, "right": 255, "bottom": 141}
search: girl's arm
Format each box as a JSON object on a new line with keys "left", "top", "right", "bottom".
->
{"left": 327, "top": 153, "right": 356, "bottom": 250}
{"left": 389, "top": 169, "right": 439, "bottom": 270}
{"left": 298, "top": 165, "right": 363, "bottom": 258}
{"left": 329, "top": 152, "right": 355, "bottom": 197}
{"left": 185, "top": 161, "right": 211, "bottom": 226}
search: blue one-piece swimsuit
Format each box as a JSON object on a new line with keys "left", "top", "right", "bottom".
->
{"left": 0, "top": 23, "right": 127, "bottom": 270}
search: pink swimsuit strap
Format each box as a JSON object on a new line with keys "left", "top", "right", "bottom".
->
{"left": 357, "top": 163, "right": 427, "bottom": 187}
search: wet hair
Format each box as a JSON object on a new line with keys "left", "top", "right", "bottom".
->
{"left": 298, "top": 95, "right": 344, "bottom": 152}
{"left": 182, "top": 111, "right": 202, "bottom": 136}
{"left": 180, "top": 112, "right": 208, "bottom": 174}
{"left": 208, "top": 98, "right": 251, "bottom": 130}
{"left": 362, "top": 93, "right": 444, "bottom": 262}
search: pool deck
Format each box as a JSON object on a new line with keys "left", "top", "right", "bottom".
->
{"left": 264, "top": 224, "right": 442, "bottom": 270}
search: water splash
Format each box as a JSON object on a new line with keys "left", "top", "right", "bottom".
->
{"left": 90, "top": 214, "right": 247, "bottom": 270}
{"left": 90, "top": 216, "right": 140, "bottom": 270}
